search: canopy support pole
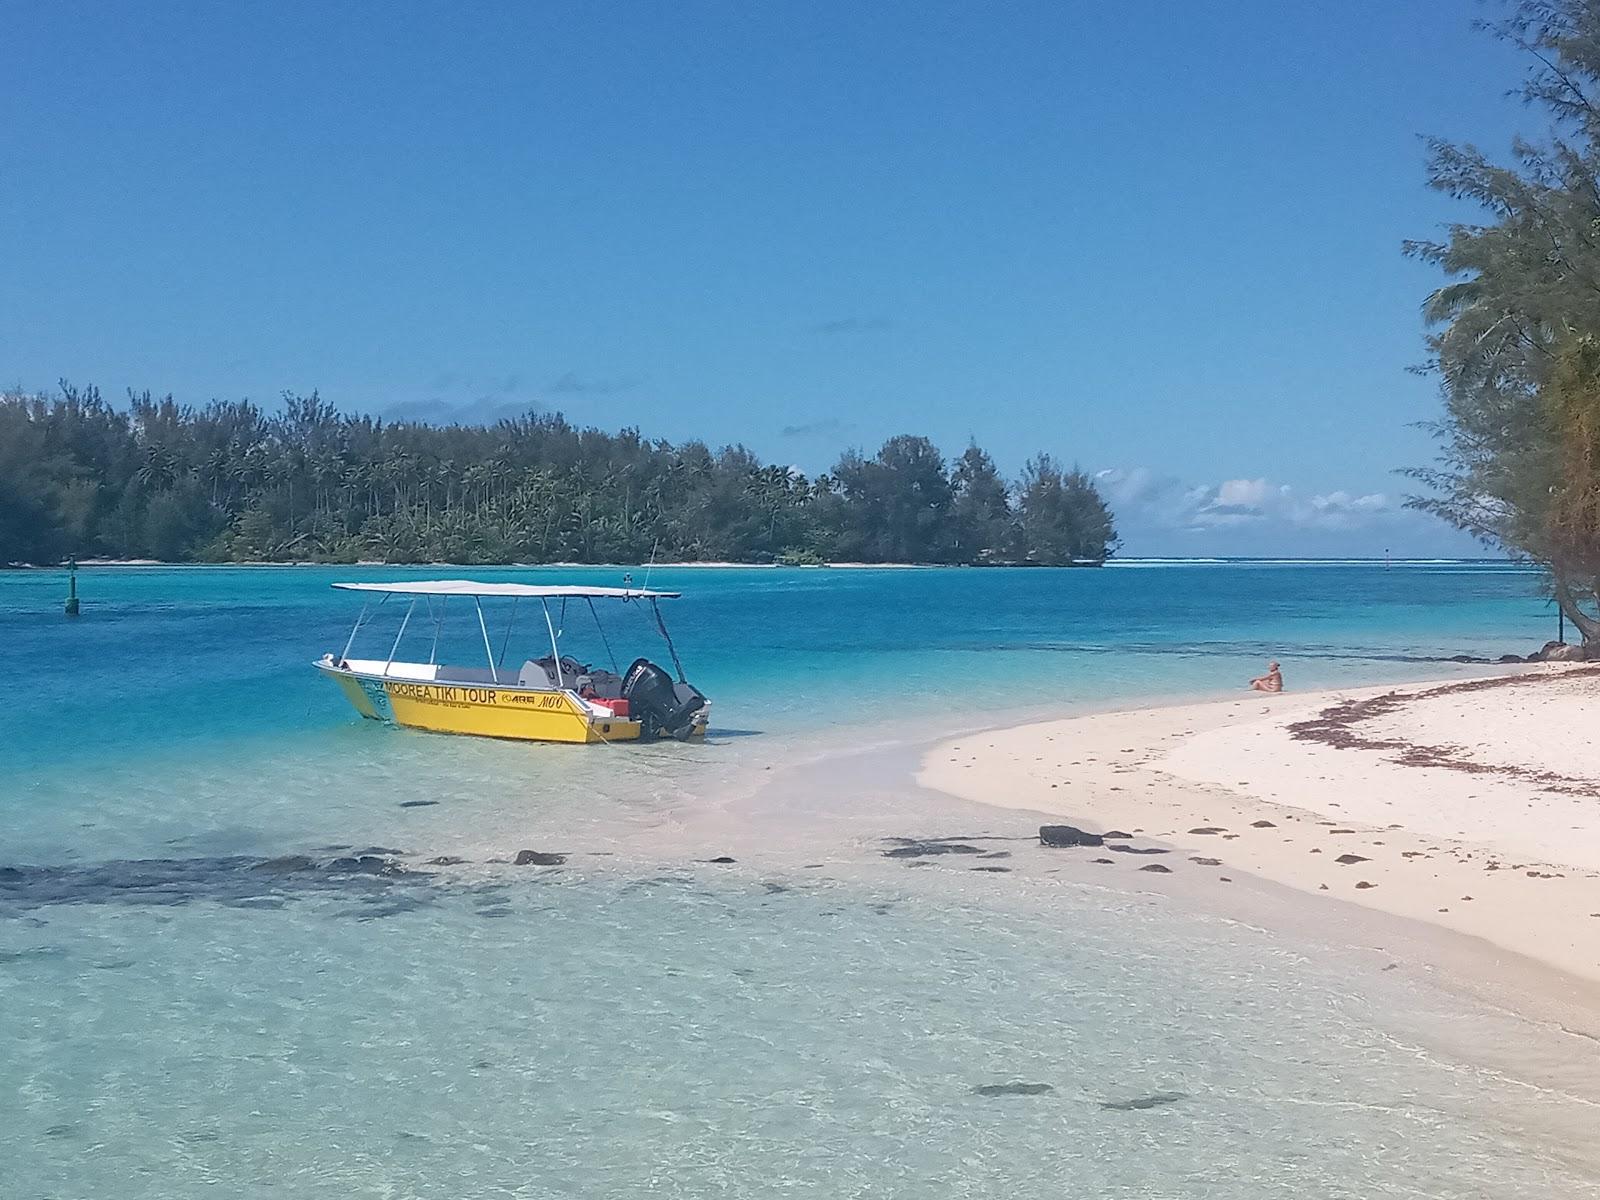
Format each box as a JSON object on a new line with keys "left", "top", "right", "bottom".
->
{"left": 541, "top": 599, "right": 564, "bottom": 688}
{"left": 474, "top": 598, "right": 496, "bottom": 678}
{"left": 341, "top": 597, "right": 374, "bottom": 661}
{"left": 384, "top": 597, "right": 416, "bottom": 677}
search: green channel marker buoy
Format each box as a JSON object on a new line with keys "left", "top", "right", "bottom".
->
{"left": 64, "top": 556, "right": 80, "bottom": 617}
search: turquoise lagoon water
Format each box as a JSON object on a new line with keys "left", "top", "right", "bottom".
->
{"left": 4, "top": 562, "right": 1597, "bottom": 1197}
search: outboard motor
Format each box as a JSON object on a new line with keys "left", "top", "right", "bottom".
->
{"left": 621, "top": 658, "right": 707, "bottom": 740}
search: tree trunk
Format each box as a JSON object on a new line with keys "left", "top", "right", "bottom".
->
{"left": 1551, "top": 568, "right": 1600, "bottom": 645}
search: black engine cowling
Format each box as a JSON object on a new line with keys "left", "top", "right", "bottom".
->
{"left": 621, "top": 658, "right": 707, "bottom": 739}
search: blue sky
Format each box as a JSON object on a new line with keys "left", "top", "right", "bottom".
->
{"left": 1, "top": 2, "right": 1535, "bottom": 555}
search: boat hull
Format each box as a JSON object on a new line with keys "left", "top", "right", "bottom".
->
{"left": 321, "top": 666, "right": 659, "bottom": 744}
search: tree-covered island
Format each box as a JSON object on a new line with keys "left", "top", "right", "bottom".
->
{"left": 0, "top": 387, "right": 1117, "bottom": 567}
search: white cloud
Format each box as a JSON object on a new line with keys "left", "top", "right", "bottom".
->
{"left": 1093, "top": 466, "right": 1459, "bottom": 555}
{"left": 1097, "top": 468, "right": 1399, "bottom": 535}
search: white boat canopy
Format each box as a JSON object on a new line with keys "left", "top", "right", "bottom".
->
{"left": 330, "top": 578, "right": 692, "bottom": 689}
{"left": 332, "top": 580, "right": 681, "bottom": 599}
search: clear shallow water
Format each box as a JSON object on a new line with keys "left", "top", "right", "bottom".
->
{"left": 5, "top": 868, "right": 1597, "bottom": 1198}
{"left": 5, "top": 561, "right": 1596, "bottom": 1197}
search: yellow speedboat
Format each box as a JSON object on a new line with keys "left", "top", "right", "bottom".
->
{"left": 316, "top": 580, "right": 709, "bottom": 744}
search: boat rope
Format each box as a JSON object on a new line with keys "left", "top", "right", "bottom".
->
{"left": 587, "top": 597, "right": 620, "bottom": 675}
{"left": 427, "top": 596, "right": 446, "bottom": 665}
{"left": 650, "top": 596, "right": 687, "bottom": 682}
{"left": 496, "top": 597, "right": 519, "bottom": 668}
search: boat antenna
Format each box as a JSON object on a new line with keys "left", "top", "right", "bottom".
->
{"left": 641, "top": 538, "right": 660, "bottom": 592}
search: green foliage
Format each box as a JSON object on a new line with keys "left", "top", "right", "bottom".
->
{"left": 775, "top": 548, "right": 829, "bottom": 566}
{"left": 0, "top": 386, "right": 1118, "bottom": 567}
{"left": 952, "top": 443, "right": 1018, "bottom": 562}
{"left": 1016, "top": 455, "right": 1119, "bottom": 565}
{"left": 1409, "top": 0, "right": 1600, "bottom": 640}
{"left": 1545, "top": 337, "right": 1600, "bottom": 593}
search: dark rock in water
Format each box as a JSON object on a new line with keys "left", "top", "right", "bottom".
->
{"left": 707, "top": 856, "right": 736, "bottom": 864}
{"left": 350, "top": 895, "right": 430, "bottom": 921}
{"left": 426, "top": 856, "right": 466, "bottom": 867}
{"left": 1354, "top": 880, "right": 1377, "bottom": 889}
{"left": 1091, "top": 858, "right": 1115, "bottom": 865}
{"left": 1334, "top": 853, "right": 1369, "bottom": 865}
{"left": 1447, "top": 654, "right": 1488, "bottom": 663}
{"left": 970, "top": 865, "right": 1012, "bottom": 873}
{"left": 973, "top": 1082, "right": 1055, "bottom": 1097}
{"left": 251, "top": 855, "right": 317, "bottom": 874}
{"left": 1250, "top": 820, "right": 1276, "bottom": 829}
{"left": 513, "top": 850, "right": 566, "bottom": 867}
{"left": 1101, "top": 830, "right": 1134, "bottom": 840}
{"left": 0, "top": 853, "right": 432, "bottom": 916}
{"left": 399, "top": 800, "right": 439, "bottom": 808}
{"left": 1106, "top": 844, "right": 1169, "bottom": 855}
{"left": 1497, "top": 654, "right": 1528, "bottom": 664}
{"left": 1040, "top": 825, "right": 1103, "bottom": 848}
{"left": 328, "top": 855, "right": 409, "bottom": 876}
{"left": 1539, "top": 640, "right": 1588, "bottom": 662}
{"left": 1189, "top": 856, "right": 1222, "bottom": 866}
{"left": 0, "top": 947, "right": 66, "bottom": 965}
{"left": 978, "top": 850, "right": 1012, "bottom": 859}
{"left": 883, "top": 840, "right": 984, "bottom": 858}
{"left": 353, "top": 846, "right": 406, "bottom": 857}
{"left": 1139, "top": 863, "right": 1173, "bottom": 873}
{"left": 1188, "top": 827, "right": 1225, "bottom": 835}
{"left": 1099, "top": 1091, "right": 1186, "bottom": 1111}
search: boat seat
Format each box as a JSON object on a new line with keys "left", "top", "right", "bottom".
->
{"left": 587, "top": 669, "right": 624, "bottom": 699}
{"left": 440, "top": 666, "right": 508, "bottom": 686}
{"left": 518, "top": 660, "right": 559, "bottom": 689}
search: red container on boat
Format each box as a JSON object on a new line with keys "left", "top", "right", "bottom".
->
{"left": 592, "top": 697, "right": 630, "bottom": 718}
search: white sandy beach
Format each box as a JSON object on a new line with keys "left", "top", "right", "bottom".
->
{"left": 920, "top": 664, "right": 1600, "bottom": 988}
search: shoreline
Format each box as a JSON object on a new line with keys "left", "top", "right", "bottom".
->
{"left": 9, "top": 558, "right": 1045, "bottom": 570}
{"left": 8, "top": 557, "right": 1525, "bottom": 570}
{"left": 613, "top": 682, "right": 1600, "bottom": 1114}
{"left": 916, "top": 666, "right": 1600, "bottom": 1008}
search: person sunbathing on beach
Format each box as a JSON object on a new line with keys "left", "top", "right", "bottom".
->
{"left": 1249, "top": 661, "right": 1283, "bottom": 693}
